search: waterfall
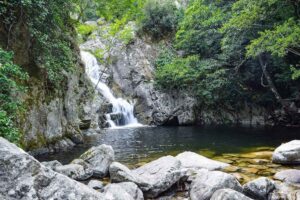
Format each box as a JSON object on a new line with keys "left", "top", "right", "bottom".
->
{"left": 80, "top": 51, "right": 142, "bottom": 128}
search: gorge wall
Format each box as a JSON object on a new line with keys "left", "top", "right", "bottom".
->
{"left": 81, "top": 22, "right": 270, "bottom": 127}
{"left": 0, "top": 8, "right": 103, "bottom": 154}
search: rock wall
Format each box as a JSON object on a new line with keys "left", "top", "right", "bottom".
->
{"left": 81, "top": 22, "right": 270, "bottom": 126}
{"left": 0, "top": 16, "right": 102, "bottom": 154}
{"left": 20, "top": 69, "right": 98, "bottom": 154}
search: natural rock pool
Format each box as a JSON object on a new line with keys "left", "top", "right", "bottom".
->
{"left": 36, "top": 126, "right": 300, "bottom": 183}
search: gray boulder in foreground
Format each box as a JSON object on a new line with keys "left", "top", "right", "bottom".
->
{"left": 211, "top": 189, "right": 253, "bottom": 200}
{"left": 109, "top": 162, "right": 147, "bottom": 185}
{"left": 274, "top": 169, "right": 300, "bottom": 184}
{"left": 272, "top": 140, "right": 300, "bottom": 164}
{"left": 190, "top": 169, "right": 242, "bottom": 200}
{"left": 176, "top": 151, "right": 229, "bottom": 170}
{"left": 79, "top": 144, "right": 114, "bottom": 178}
{"left": 0, "top": 137, "right": 104, "bottom": 200}
{"left": 243, "top": 177, "right": 275, "bottom": 200}
{"left": 110, "top": 156, "right": 183, "bottom": 198}
{"left": 54, "top": 163, "right": 93, "bottom": 181}
{"left": 103, "top": 182, "right": 143, "bottom": 200}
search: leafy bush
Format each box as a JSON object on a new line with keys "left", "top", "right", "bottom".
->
{"left": 0, "top": 48, "right": 28, "bottom": 144}
{"left": 155, "top": 55, "right": 200, "bottom": 90}
{"left": 140, "top": 0, "right": 181, "bottom": 40}
{"left": 0, "top": 0, "right": 78, "bottom": 87}
{"left": 155, "top": 51, "right": 245, "bottom": 108}
{"left": 77, "top": 23, "right": 97, "bottom": 37}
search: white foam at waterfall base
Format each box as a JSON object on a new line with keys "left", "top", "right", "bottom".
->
{"left": 80, "top": 51, "right": 142, "bottom": 128}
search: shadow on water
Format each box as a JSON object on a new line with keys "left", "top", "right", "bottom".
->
{"left": 35, "top": 126, "right": 300, "bottom": 166}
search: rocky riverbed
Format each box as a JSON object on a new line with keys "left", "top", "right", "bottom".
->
{"left": 1, "top": 137, "right": 300, "bottom": 199}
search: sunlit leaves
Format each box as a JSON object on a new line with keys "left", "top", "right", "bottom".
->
{"left": 0, "top": 48, "right": 28, "bottom": 144}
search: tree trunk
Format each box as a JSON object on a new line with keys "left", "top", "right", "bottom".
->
{"left": 258, "top": 54, "right": 286, "bottom": 109}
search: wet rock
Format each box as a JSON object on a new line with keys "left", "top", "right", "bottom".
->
{"left": 0, "top": 137, "right": 104, "bottom": 200}
{"left": 88, "top": 180, "right": 104, "bottom": 190}
{"left": 79, "top": 144, "right": 115, "bottom": 178}
{"left": 190, "top": 169, "right": 242, "bottom": 200}
{"left": 274, "top": 169, "right": 300, "bottom": 184}
{"left": 241, "top": 167, "right": 259, "bottom": 174}
{"left": 79, "top": 119, "right": 91, "bottom": 130}
{"left": 243, "top": 177, "right": 275, "bottom": 200}
{"left": 41, "top": 160, "right": 62, "bottom": 170}
{"left": 55, "top": 163, "right": 93, "bottom": 181}
{"left": 272, "top": 140, "right": 300, "bottom": 164}
{"left": 176, "top": 151, "right": 229, "bottom": 170}
{"left": 50, "top": 138, "right": 76, "bottom": 152}
{"left": 231, "top": 173, "right": 251, "bottom": 184}
{"left": 103, "top": 182, "right": 143, "bottom": 200}
{"left": 223, "top": 165, "right": 240, "bottom": 173}
{"left": 241, "top": 151, "right": 273, "bottom": 159}
{"left": 210, "top": 189, "right": 253, "bottom": 200}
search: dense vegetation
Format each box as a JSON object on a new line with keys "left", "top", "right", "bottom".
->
{"left": 0, "top": 0, "right": 79, "bottom": 144}
{"left": 0, "top": 0, "right": 300, "bottom": 144}
{"left": 0, "top": 49, "right": 27, "bottom": 144}
{"left": 154, "top": 0, "right": 300, "bottom": 125}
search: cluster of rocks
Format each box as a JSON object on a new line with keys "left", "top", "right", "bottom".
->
{"left": 1, "top": 137, "right": 300, "bottom": 200}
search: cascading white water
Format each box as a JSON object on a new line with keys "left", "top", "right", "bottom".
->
{"left": 80, "top": 51, "right": 142, "bottom": 128}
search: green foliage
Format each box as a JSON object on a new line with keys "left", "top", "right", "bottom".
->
{"left": 221, "top": 0, "right": 299, "bottom": 59}
{"left": 73, "top": 0, "right": 99, "bottom": 21}
{"left": 155, "top": 48, "right": 246, "bottom": 108}
{"left": 96, "top": 0, "right": 144, "bottom": 21}
{"left": 77, "top": 23, "right": 97, "bottom": 37}
{"left": 0, "top": 0, "right": 78, "bottom": 87}
{"left": 155, "top": 0, "right": 300, "bottom": 112}
{"left": 156, "top": 55, "right": 200, "bottom": 90}
{"left": 175, "top": 0, "right": 230, "bottom": 56}
{"left": 291, "top": 66, "right": 300, "bottom": 80}
{"left": 118, "top": 25, "right": 135, "bottom": 45}
{"left": 140, "top": 0, "right": 181, "bottom": 40}
{"left": 0, "top": 48, "right": 28, "bottom": 144}
{"left": 246, "top": 19, "right": 300, "bottom": 58}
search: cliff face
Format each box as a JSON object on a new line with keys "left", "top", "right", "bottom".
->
{"left": 80, "top": 23, "right": 197, "bottom": 126}
{"left": 81, "top": 22, "right": 270, "bottom": 127}
{"left": 0, "top": 12, "right": 99, "bottom": 154}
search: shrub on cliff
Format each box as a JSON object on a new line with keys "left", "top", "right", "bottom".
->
{"left": 0, "top": 48, "right": 28, "bottom": 144}
{"left": 139, "top": 0, "right": 181, "bottom": 40}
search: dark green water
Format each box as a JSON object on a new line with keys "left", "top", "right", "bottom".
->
{"left": 36, "top": 126, "right": 300, "bottom": 166}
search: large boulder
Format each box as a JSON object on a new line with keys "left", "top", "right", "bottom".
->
{"left": 243, "top": 177, "right": 275, "bottom": 200}
{"left": 274, "top": 169, "right": 300, "bottom": 184}
{"left": 0, "top": 137, "right": 104, "bottom": 200}
{"left": 190, "top": 169, "right": 242, "bottom": 200}
{"left": 176, "top": 151, "right": 229, "bottom": 170}
{"left": 110, "top": 156, "right": 183, "bottom": 198}
{"left": 210, "top": 189, "right": 253, "bottom": 200}
{"left": 109, "top": 162, "right": 147, "bottom": 185}
{"left": 103, "top": 182, "right": 143, "bottom": 200}
{"left": 272, "top": 140, "right": 300, "bottom": 164}
{"left": 79, "top": 144, "right": 114, "bottom": 178}
{"left": 133, "top": 155, "right": 182, "bottom": 197}
{"left": 54, "top": 163, "right": 93, "bottom": 181}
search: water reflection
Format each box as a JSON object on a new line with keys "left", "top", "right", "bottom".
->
{"left": 36, "top": 126, "right": 300, "bottom": 166}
